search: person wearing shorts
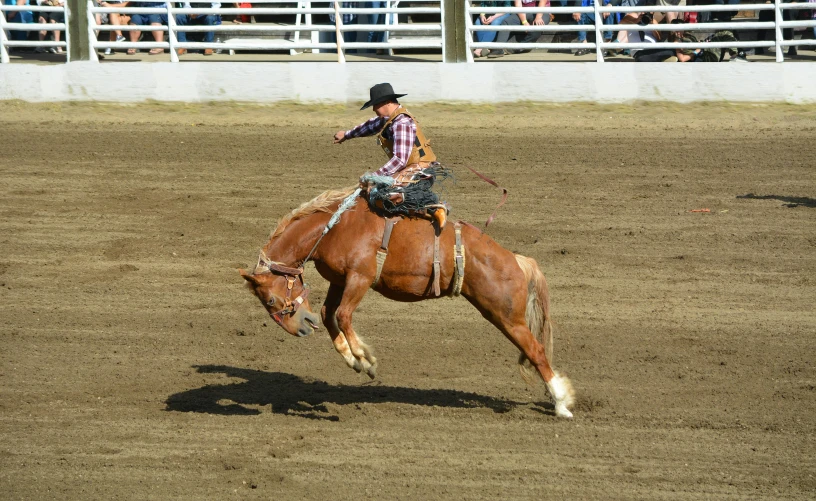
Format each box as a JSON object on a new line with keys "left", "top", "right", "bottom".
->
{"left": 36, "top": 0, "right": 65, "bottom": 53}
{"left": 127, "top": 1, "right": 168, "bottom": 54}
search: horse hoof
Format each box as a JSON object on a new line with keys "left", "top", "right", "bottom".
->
{"left": 352, "top": 359, "right": 364, "bottom": 373}
{"left": 555, "top": 403, "right": 573, "bottom": 419}
{"left": 366, "top": 365, "right": 377, "bottom": 379}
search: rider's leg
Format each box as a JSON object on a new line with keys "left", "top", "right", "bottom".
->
{"left": 334, "top": 272, "right": 378, "bottom": 378}
{"left": 321, "top": 283, "right": 362, "bottom": 372}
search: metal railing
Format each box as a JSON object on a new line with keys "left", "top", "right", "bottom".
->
{"left": 467, "top": 1, "right": 816, "bottom": 63}
{"left": 2, "top": 0, "right": 815, "bottom": 63}
{"left": 85, "top": 0, "right": 441, "bottom": 63}
{"left": 1, "top": 2, "right": 69, "bottom": 63}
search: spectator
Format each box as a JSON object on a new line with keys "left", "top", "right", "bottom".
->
{"left": 670, "top": 24, "right": 740, "bottom": 61}
{"left": 365, "top": 1, "right": 387, "bottom": 55}
{"left": 573, "top": 0, "right": 615, "bottom": 56}
{"left": 487, "top": 0, "right": 550, "bottom": 58}
{"left": 176, "top": 2, "right": 221, "bottom": 56}
{"left": 653, "top": 0, "right": 685, "bottom": 24}
{"left": 811, "top": 0, "right": 816, "bottom": 42}
{"left": 35, "top": 0, "right": 64, "bottom": 54}
{"left": 472, "top": 1, "right": 512, "bottom": 58}
{"left": 4, "top": 0, "right": 34, "bottom": 45}
{"left": 756, "top": 0, "right": 798, "bottom": 57}
{"left": 328, "top": 1, "right": 362, "bottom": 54}
{"left": 123, "top": 1, "right": 186, "bottom": 55}
{"left": 96, "top": 1, "right": 128, "bottom": 55}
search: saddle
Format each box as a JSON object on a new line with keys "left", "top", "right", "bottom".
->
{"left": 362, "top": 163, "right": 450, "bottom": 230}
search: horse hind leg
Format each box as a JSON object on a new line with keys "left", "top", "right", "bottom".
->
{"left": 507, "top": 325, "right": 574, "bottom": 418}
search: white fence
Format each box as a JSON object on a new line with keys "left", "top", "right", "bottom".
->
{"left": 2, "top": 0, "right": 815, "bottom": 63}
{"left": 467, "top": 1, "right": 816, "bottom": 63}
{"left": 1, "top": 3, "right": 69, "bottom": 63}
{"left": 86, "top": 0, "right": 442, "bottom": 63}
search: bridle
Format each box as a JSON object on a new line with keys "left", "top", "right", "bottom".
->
{"left": 260, "top": 260, "right": 310, "bottom": 326}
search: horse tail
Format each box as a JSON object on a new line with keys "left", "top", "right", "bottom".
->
{"left": 514, "top": 254, "right": 554, "bottom": 385}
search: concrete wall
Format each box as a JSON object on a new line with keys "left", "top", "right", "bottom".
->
{"left": 2, "top": 61, "right": 816, "bottom": 104}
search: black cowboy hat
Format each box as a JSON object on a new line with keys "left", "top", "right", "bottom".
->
{"left": 360, "top": 83, "right": 407, "bottom": 110}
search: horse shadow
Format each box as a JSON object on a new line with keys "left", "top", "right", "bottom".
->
{"left": 165, "top": 365, "right": 549, "bottom": 420}
{"left": 737, "top": 193, "right": 816, "bottom": 208}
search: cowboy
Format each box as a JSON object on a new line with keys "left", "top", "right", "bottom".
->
{"left": 333, "top": 83, "right": 446, "bottom": 228}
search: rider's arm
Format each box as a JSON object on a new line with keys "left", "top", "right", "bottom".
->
{"left": 374, "top": 115, "right": 416, "bottom": 177}
{"left": 344, "top": 116, "right": 387, "bottom": 140}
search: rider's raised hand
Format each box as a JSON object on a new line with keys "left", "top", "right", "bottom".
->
{"left": 333, "top": 131, "right": 347, "bottom": 144}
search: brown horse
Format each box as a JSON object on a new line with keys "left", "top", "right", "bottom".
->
{"left": 240, "top": 188, "right": 575, "bottom": 418}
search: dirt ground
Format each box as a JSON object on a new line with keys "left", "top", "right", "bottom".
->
{"left": 1, "top": 101, "right": 814, "bottom": 500}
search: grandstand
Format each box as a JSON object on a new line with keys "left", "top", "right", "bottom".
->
{"left": 2, "top": 0, "right": 815, "bottom": 64}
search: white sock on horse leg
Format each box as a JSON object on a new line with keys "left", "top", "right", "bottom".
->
{"left": 546, "top": 372, "right": 575, "bottom": 419}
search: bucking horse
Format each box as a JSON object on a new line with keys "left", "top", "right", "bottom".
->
{"left": 240, "top": 187, "right": 575, "bottom": 418}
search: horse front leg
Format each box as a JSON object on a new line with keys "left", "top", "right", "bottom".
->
{"left": 334, "top": 273, "right": 378, "bottom": 379}
{"left": 322, "top": 283, "right": 364, "bottom": 373}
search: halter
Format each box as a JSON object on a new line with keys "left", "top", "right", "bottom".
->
{"left": 261, "top": 261, "right": 310, "bottom": 326}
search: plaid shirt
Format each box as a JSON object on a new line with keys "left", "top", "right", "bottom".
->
{"left": 345, "top": 114, "right": 417, "bottom": 177}
{"left": 328, "top": 2, "right": 356, "bottom": 24}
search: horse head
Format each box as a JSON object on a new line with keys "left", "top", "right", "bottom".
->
{"left": 240, "top": 265, "right": 320, "bottom": 338}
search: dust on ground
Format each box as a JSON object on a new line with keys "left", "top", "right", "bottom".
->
{"left": 1, "top": 102, "right": 814, "bottom": 499}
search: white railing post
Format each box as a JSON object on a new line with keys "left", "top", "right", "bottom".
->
{"left": 64, "top": 2, "right": 71, "bottom": 61}
{"left": 464, "top": 0, "right": 473, "bottom": 62}
{"left": 86, "top": 0, "right": 98, "bottom": 62}
{"left": 307, "top": 1, "right": 318, "bottom": 49}
{"left": 1, "top": 8, "right": 9, "bottom": 64}
{"left": 292, "top": 0, "right": 302, "bottom": 55}
{"left": 385, "top": 0, "right": 393, "bottom": 55}
{"left": 774, "top": 0, "right": 783, "bottom": 62}
{"left": 593, "top": 0, "right": 603, "bottom": 62}
{"left": 334, "top": 1, "right": 345, "bottom": 63}
{"left": 168, "top": 3, "right": 179, "bottom": 62}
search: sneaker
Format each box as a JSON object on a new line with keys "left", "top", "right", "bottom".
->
{"left": 574, "top": 47, "right": 592, "bottom": 57}
{"left": 104, "top": 47, "right": 112, "bottom": 55}
{"left": 49, "top": 47, "right": 57, "bottom": 54}
{"left": 35, "top": 47, "right": 47, "bottom": 53}
{"left": 116, "top": 35, "right": 126, "bottom": 43}
{"left": 487, "top": 49, "right": 505, "bottom": 59}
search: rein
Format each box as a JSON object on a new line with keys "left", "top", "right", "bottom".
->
{"left": 464, "top": 165, "right": 508, "bottom": 228}
{"left": 258, "top": 188, "right": 362, "bottom": 326}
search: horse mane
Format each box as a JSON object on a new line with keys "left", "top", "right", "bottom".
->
{"left": 268, "top": 185, "right": 358, "bottom": 240}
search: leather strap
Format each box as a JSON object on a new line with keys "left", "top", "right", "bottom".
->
{"left": 372, "top": 218, "right": 398, "bottom": 288}
{"left": 432, "top": 230, "right": 441, "bottom": 296}
{"left": 452, "top": 222, "right": 465, "bottom": 296}
{"left": 464, "top": 165, "right": 508, "bottom": 228}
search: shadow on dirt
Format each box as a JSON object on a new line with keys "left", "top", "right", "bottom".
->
{"left": 737, "top": 193, "right": 816, "bottom": 208}
{"left": 165, "top": 365, "right": 548, "bottom": 420}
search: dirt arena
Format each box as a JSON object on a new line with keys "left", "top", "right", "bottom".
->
{"left": 1, "top": 101, "right": 814, "bottom": 499}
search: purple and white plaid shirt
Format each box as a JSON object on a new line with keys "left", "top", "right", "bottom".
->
{"left": 344, "top": 114, "right": 417, "bottom": 177}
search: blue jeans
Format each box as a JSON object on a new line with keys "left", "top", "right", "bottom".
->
{"left": 576, "top": 12, "right": 614, "bottom": 43}
{"left": 366, "top": 1, "right": 385, "bottom": 44}
{"left": 181, "top": 14, "right": 218, "bottom": 44}
{"left": 474, "top": 13, "right": 510, "bottom": 43}
{"left": 6, "top": 8, "right": 34, "bottom": 41}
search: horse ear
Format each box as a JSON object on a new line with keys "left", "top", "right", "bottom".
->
{"left": 239, "top": 269, "right": 259, "bottom": 285}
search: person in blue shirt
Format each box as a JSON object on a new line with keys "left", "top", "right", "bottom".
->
{"left": 5, "top": 0, "right": 34, "bottom": 43}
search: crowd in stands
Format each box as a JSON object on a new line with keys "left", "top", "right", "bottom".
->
{"left": 3, "top": 0, "right": 815, "bottom": 59}
{"left": 472, "top": 0, "right": 816, "bottom": 61}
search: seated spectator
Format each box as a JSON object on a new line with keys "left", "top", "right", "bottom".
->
{"left": 365, "top": 1, "right": 386, "bottom": 55}
{"left": 36, "top": 0, "right": 64, "bottom": 54}
{"left": 473, "top": 1, "right": 512, "bottom": 58}
{"left": 96, "top": 1, "right": 128, "bottom": 55}
{"left": 176, "top": 2, "right": 221, "bottom": 56}
{"left": 487, "top": 0, "right": 550, "bottom": 58}
{"left": 670, "top": 25, "right": 742, "bottom": 61}
{"left": 119, "top": 1, "right": 186, "bottom": 55}
{"left": 4, "top": 0, "right": 34, "bottom": 45}
{"left": 573, "top": 0, "right": 616, "bottom": 56}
